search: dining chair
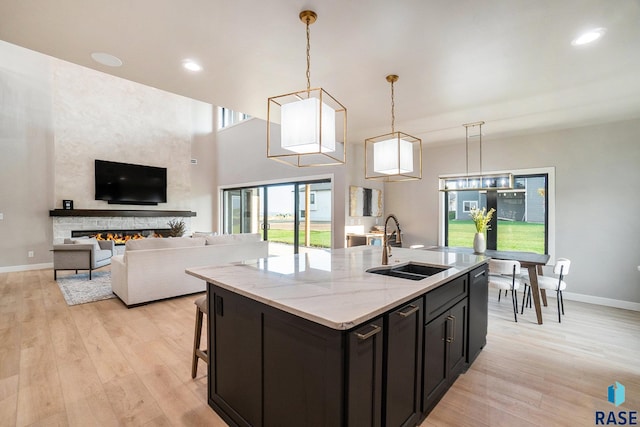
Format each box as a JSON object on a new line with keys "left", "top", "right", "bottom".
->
{"left": 489, "top": 259, "right": 522, "bottom": 322}
{"left": 518, "top": 271, "right": 533, "bottom": 314}
{"left": 522, "top": 258, "right": 571, "bottom": 322}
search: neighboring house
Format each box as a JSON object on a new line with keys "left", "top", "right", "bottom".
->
{"left": 298, "top": 182, "right": 331, "bottom": 222}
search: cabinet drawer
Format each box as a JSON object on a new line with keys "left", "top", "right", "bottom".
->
{"left": 424, "top": 275, "right": 467, "bottom": 322}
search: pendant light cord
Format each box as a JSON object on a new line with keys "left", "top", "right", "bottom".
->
{"left": 463, "top": 121, "right": 484, "bottom": 177}
{"left": 390, "top": 80, "right": 395, "bottom": 133}
{"left": 479, "top": 125, "right": 483, "bottom": 176}
{"left": 306, "top": 18, "right": 311, "bottom": 92}
{"left": 465, "top": 125, "right": 469, "bottom": 176}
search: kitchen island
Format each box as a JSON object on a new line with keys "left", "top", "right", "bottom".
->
{"left": 186, "top": 246, "right": 489, "bottom": 427}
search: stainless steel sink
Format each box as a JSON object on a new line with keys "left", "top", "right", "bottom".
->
{"left": 366, "top": 262, "right": 449, "bottom": 281}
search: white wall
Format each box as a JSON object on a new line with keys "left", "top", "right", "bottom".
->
{"left": 214, "top": 118, "right": 347, "bottom": 249}
{"left": 385, "top": 119, "right": 640, "bottom": 305}
{"left": 189, "top": 104, "right": 216, "bottom": 233}
{"left": 0, "top": 41, "right": 54, "bottom": 268}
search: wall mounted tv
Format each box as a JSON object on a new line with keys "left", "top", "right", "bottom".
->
{"left": 95, "top": 159, "right": 167, "bottom": 205}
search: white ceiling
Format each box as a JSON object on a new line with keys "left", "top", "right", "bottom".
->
{"left": 2, "top": 0, "right": 639, "bottom": 144}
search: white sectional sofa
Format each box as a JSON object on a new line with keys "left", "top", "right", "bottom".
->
{"left": 111, "top": 233, "right": 268, "bottom": 307}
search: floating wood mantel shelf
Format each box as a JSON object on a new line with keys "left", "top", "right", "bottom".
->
{"left": 49, "top": 209, "right": 197, "bottom": 217}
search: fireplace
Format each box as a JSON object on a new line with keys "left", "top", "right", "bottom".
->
{"left": 51, "top": 211, "right": 193, "bottom": 246}
{"left": 71, "top": 229, "right": 172, "bottom": 245}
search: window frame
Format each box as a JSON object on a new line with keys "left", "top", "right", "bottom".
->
{"left": 462, "top": 200, "right": 478, "bottom": 213}
{"left": 220, "top": 177, "right": 333, "bottom": 253}
{"left": 217, "top": 106, "right": 251, "bottom": 130}
{"left": 439, "top": 167, "right": 555, "bottom": 259}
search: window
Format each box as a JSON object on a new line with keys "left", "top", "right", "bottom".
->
{"left": 222, "top": 179, "right": 332, "bottom": 256}
{"left": 443, "top": 171, "right": 550, "bottom": 254}
{"left": 463, "top": 200, "right": 478, "bottom": 212}
{"left": 217, "top": 107, "right": 251, "bottom": 130}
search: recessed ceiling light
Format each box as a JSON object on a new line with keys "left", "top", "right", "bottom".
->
{"left": 91, "top": 52, "right": 123, "bottom": 67}
{"left": 571, "top": 28, "right": 606, "bottom": 46}
{"left": 182, "top": 60, "right": 202, "bottom": 72}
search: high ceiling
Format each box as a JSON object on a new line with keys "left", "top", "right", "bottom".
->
{"left": 2, "top": 0, "right": 639, "bottom": 144}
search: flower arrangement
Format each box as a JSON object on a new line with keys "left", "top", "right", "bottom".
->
{"left": 469, "top": 207, "right": 495, "bottom": 233}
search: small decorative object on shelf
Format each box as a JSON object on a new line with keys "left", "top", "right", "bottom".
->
{"left": 167, "top": 219, "right": 186, "bottom": 237}
{"left": 469, "top": 207, "right": 495, "bottom": 254}
{"left": 62, "top": 200, "right": 74, "bottom": 210}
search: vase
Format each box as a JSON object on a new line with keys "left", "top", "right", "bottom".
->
{"left": 473, "top": 232, "right": 486, "bottom": 254}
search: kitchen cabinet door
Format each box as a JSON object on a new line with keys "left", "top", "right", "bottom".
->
{"left": 210, "top": 288, "right": 262, "bottom": 427}
{"left": 467, "top": 264, "right": 488, "bottom": 363}
{"left": 347, "top": 318, "right": 384, "bottom": 427}
{"left": 422, "top": 309, "right": 449, "bottom": 413}
{"left": 385, "top": 298, "right": 423, "bottom": 427}
{"left": 422, "top": 298, "right": 468, "bottom": 415}
{"left": 262, "top": 310, "right": 343, "bottom": 427}
{"left": 447, "top": 298, "right": 468, "bottom": 379}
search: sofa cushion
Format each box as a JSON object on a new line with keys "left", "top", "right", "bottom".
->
{"left": 65, "top": 237, "right": 101, "bottom": 253}
{"left": 192, "top": 231, "right": 217, "bottom": 238}
{"left": 205, "top": 233, "right": 260, "bottom": 245}
{"left": 95, "top": 249, "right": 113, "bottom": 262}
{"left": 125, "top": 236, "right": 206, "bottom": 251}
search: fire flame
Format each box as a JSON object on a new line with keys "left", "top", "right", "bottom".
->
{"left": 93, "top": 232, "right": 162, "bottom": 244}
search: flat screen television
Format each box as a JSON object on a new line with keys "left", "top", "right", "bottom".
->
{"left": 95, "top": 159, "right": 167, "bottom": 205}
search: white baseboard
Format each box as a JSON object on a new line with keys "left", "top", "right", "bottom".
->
{"left": 0, "top": 263, "right": 53, "bottom": 273}
{"left": 559, "top": 291, "right": 640, "bottom": 312}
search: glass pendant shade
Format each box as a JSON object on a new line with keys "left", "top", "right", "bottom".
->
{"left": 365, "top": 131, "right": 422, "bottom": 182}
{"left": 281, "top": 97, "right": 336, "bottom": 154}
{"left": 373, "top": 137, "right": 413, "bottom": 174}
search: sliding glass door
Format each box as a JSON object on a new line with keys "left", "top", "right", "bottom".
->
{"left": 223, "top": 179, "right": 332, "bottom": 255}
{"left": 223, "top": 187, "right": 263, "bottom": 235}
{"left": 266, "top": 184, "right": 296, "bottom": 256}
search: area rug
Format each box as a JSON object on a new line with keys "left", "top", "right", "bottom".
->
{"left": 56, "top": 271, "right": 116, "bottom": 306}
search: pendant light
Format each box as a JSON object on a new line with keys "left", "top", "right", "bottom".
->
{"left": 439, "top": 121, "right": 513, "bottom": 191}
{"left": 267, "top": 10, "right": 347, "bottom": 167}
{"left": 365, "top": 75, "right": 422, "bottom": 182}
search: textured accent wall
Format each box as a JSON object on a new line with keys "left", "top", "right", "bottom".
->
{"left": 52, "top": 60, "right": 196, "bottom": 210}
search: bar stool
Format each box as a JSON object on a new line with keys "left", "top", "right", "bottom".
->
{"left": 191, "top": 295, "right": 208, "bottom": 378}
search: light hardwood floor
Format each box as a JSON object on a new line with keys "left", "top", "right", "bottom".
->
{"left": 1, "top": 268, "right": 638, "bottom": 426}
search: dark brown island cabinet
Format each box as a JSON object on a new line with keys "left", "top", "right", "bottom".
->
{"left": 207, "top": 263, "right": 488, "bottom": 427}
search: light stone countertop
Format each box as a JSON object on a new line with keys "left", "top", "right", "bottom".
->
{"left": 186, "top": 246, "right": 488, "bottom": 330}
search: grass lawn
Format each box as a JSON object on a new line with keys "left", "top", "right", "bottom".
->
{"left": 448, "top": 220, "right": 545, "bottom": 253}
{"left": 267, "top": 229, "right": 332, "bottom": 248}
{"left": 265, "top": 220, "right": 544, "bottom": 252}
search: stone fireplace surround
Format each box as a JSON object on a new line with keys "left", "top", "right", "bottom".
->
{"left": 50, "top": 209, "right": 195, "bottom": 246}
